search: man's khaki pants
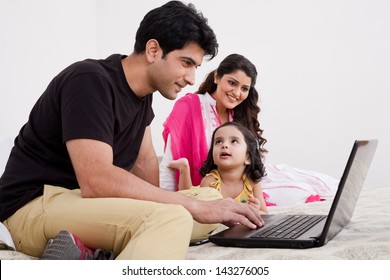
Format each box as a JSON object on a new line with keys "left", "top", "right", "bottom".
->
{"left": 4, "top": 185, "right": 221, "bottom": 259}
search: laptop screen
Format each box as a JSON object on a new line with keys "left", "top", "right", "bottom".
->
{"left": 321, "top": 140, "right": 378, "bottom": 244}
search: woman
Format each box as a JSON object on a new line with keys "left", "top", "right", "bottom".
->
{"left": 160, "top": 54, "right": 266, "bottom": 191}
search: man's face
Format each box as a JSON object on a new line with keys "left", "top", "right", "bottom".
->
{"left": 150, "top": 42, "right": 205, "bottom": 100}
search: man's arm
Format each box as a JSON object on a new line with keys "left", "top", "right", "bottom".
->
{"left": 66, "top": 138, "right": 264, "bottom": 229}
{"left": 130, "top": 126, "right": 159, "bottom": 187}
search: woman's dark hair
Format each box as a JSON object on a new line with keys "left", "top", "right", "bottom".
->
{"left": 134, "top": 1, "right": 218, "bottom": 60}
{"left": 199, "top": 122, "right": 266, "bottom": 182}
{"left": 197, "top": 54, "right": 267, "bottom": 153}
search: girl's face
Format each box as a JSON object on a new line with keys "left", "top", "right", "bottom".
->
{"left": 212, "top": 125, "right": 251, "bottom": 169}
{"left": 213, "top": 70, "right": 251, "bottom": 110}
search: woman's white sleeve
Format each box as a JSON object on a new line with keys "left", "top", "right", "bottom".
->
{"left": 159, "top": 134, "right": 177, "bottom": 191}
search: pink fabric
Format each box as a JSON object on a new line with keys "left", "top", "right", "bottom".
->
{"left": 263, "top": 192, "right": 277, "bottom": 206}
{"left": 305, "top": 195, "right": 322, "bottom": 203}
{"left": 162, "top": 93, "right": 208, "bottom": 189}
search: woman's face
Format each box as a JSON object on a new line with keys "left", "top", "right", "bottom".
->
{"left": 213, "top": 70, "right": 251, "bottom": 110}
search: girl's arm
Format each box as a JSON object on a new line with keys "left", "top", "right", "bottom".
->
{"left": 200, "top": 175, "right": 217, "bottom": 189}
{"left": 167, "top": 158, "right": 192, "bottom": 190}
{"left": 251, "top": 182, "right": 268, "bottom": 214}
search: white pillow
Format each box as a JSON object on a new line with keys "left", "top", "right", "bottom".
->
{"left": 262, "top": 163, "right": 339, "bottom": 206}
{"left": 0, "top": 222, "right": 15, "bottom": 250}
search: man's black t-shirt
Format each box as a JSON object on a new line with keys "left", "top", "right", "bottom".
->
{"left": 0, "top": 54, "right": 154, "bottom": 221}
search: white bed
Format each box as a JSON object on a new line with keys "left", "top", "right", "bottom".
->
{"left": 1, "top": 186, "right": 389, "bottom": 260}
{"left": 187, "top": 186, "right": 390, "bottom": 260}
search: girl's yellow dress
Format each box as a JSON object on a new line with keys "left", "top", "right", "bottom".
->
{"left": 206, "top": 169, "right": 253, "bottom": 203}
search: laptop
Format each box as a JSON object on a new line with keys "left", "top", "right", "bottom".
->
{"left": 209, "top": 139, "right": 378, "bottom": 249}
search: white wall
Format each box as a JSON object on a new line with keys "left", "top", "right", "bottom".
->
{"left": 1, "top": 0, "right": 388, "bottom": 187}
{"left": 0, "top": 0, "right": 98, "bottom": 133}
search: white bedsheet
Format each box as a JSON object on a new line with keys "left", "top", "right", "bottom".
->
{"left": 1, "top": 186, "right": 388, "bottom": 260}
{"left": 187, "top": 186, "right": 390, "bottom": 260}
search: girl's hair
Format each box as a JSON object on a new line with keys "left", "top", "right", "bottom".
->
{"left": 134, "top": 1, "right": 218, "bottom": 60}
{"left": 197, "top": 53, "right": 267, "bottom": 153}
{"left": 199, "top": 122, "right": 266, "bottom": 182}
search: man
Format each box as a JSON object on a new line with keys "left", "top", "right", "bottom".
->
{"left": 0, "top": 1, "right": 263, "bottom": 259}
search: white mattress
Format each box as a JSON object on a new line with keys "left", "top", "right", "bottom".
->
{"left": 187, "top": 186, "right": 390, "bottom": 260}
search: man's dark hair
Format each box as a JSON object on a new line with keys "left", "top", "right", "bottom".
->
{"left": 134, "top": 1, "right": 218, "bottom": 59}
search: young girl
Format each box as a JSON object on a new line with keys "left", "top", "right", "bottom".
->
{"left": 168, "top": 122, "right": 268, "bottom": 214}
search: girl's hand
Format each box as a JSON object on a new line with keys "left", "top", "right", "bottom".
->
{"left": 248, "top": 194, "right": 261, "bottom": 210}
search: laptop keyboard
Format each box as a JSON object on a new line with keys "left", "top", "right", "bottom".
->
{"left": 251, "top": 215, "right": 326, "bottom": 239}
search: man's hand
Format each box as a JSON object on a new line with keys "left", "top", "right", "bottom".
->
{"left": 188, "top": 198, "right": 264, "bottom": 229}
